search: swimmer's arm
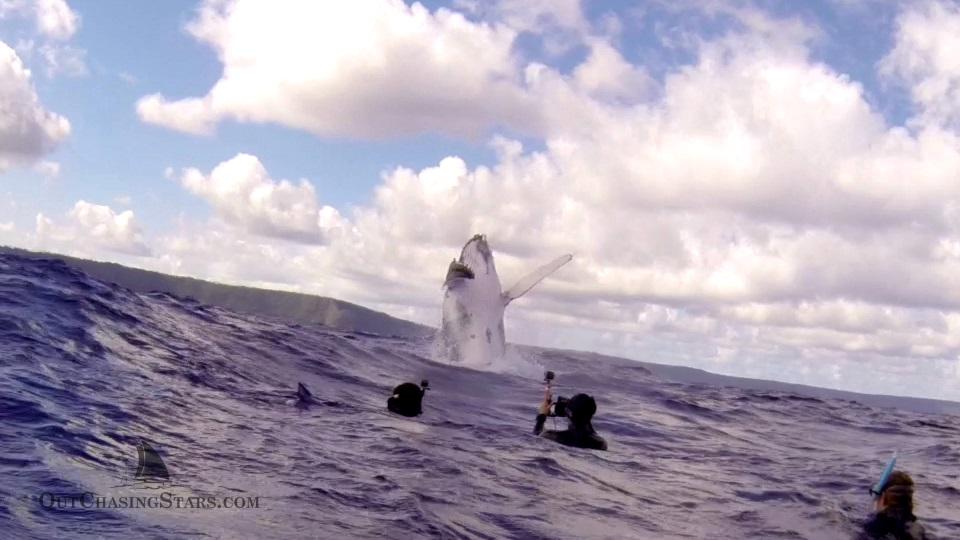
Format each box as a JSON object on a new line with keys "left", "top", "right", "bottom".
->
{"left": 534, "top": 413, "right": 547, "bottom": 435}
{"left": 533, "top": 415, "right": 559, "bottom": 441}
{"left": 533, "top": 390, "right": 552, "bottom": 435}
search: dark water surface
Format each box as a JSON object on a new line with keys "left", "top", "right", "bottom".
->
{"left": 1, "top": 253, "right": 958, "bottom": 539}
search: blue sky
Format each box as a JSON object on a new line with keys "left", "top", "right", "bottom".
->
{"left": 3, "top": 0, "right": 960, "bottom": 401}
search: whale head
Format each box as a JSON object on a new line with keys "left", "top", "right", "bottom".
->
{"left": 445, "top": 234, "right": 498, "bottom": 288}
{"left": 458, "top": 234, "right": 494, "bottom": 273}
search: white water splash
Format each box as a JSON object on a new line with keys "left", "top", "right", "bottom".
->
{"left": 430, "top": 331, "right": 543, "bottom": 379}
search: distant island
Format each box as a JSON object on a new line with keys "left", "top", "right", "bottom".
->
{"left": 0, "top": 245, "right": 434, "bottom": 339}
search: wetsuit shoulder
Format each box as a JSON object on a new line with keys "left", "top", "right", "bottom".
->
{"left": 577, "top": 432, "right": 607, "bottom": 450}
{"left": 544, "top": 429, "right": 607, "bottom": 451}
{"left": 861, "top": 512, "right": 926, "bottom": 540}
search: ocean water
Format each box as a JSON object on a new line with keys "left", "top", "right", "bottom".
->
{"left": 1, "top": 253, "right": 958, "bottom": 539}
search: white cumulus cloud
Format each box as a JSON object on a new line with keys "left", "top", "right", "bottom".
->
{"left": 34, "top": 0, "right": 79, "bottom": 40}
{"left": 177, "top": 153, "right": 345, "bottom": 243}
{"left": 0, "top": 1, "right": 86, "bottom": 77}
{"left": 137, "top": 0, "right": 542, "bottom": 139}
{"left": 36, "top": 201, "right": 150, "bottom": 256}
{"left": 881, "top": 0, "right": 960, "bottom": 128}
{"left": 0, "top": 41, "right": 70, "bottom": 172}
{"left": 0, "top": 0, "right": 79, "bottom": 40}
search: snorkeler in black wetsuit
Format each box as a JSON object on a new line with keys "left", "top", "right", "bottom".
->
{"left": 533, "top": 382, "right": 607, "bottom": 451}
{"left": 387, "top": 380, "right": 428, "bottom": 417}
{"left": 860, "top": 470, "right": 927, "bottom": 539}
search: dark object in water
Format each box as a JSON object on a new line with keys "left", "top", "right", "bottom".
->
{"left": 297, "top": 382, "right": 313, "bottom": 404}
{"left": 387, "top": 381, "right": 427, "bottom": 417}
{"left": 294, "top": 382, "right": 344, "bottom": 408}
{"left": 552, "top": 395, "right": 569, "bottom": 418}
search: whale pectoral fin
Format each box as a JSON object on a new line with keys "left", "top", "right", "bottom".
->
{"left": 502, "top": 254, "right": 573, "bottom": 305}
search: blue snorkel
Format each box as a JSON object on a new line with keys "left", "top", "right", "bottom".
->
{"left": 870, "top": 452, "right": 898, "bottom": 499}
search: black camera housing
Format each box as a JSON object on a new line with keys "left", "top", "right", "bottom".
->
{"left": 552, "top": 395, "right": 569, "bottom": 417}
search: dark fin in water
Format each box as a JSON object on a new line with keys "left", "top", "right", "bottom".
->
{"left": 297, "top": 382, "right": 313, "bottom": 403}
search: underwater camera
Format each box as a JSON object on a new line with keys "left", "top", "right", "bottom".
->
{"left": 552, "top": 395, "right": 570, "bottom": 417}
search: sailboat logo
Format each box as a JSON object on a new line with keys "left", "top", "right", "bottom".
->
{"left": 113, "top": 439, "right": 172, "bottom": 489}
{"left": 135, "top": 440, "right": 171, "bottom": 486}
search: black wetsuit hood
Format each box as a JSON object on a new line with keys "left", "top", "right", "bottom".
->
{"left": 387, "top": 382, "right": 424, "bottom": 417}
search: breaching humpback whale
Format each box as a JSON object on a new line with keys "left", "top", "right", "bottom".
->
{"left": 440, "top": 234, "right": 572, "bottom": 365}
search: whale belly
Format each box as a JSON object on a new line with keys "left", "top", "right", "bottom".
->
{"left": 441, "top": 287, "right": 504, "bottom": 365}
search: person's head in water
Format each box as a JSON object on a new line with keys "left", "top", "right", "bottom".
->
{"left": 863, "top": 470, "right": 925, "bottom": 539}
{"left": 875, "top": 471, "right": 915, "bottom": 514}
{"left": 564, "top": 393, "right": 597, "bottom": 430}
{"left": 387, "top": 381, "right": 427, "bottom": 417}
